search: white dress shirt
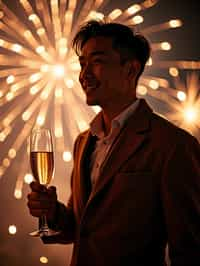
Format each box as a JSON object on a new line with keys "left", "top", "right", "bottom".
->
{"left": 89, "top": 99, "right": 140, "bottom": 188}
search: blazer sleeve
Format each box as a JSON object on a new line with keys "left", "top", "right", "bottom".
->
{"left": 161, "top": 134, "right": 200, "bottom": 265}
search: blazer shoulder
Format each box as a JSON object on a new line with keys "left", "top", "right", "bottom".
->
{"left": 76, "top": 129, "right": 90, "bottom": 141}
{"left": 150, "top": 111, "right": 198, "bottom": 146}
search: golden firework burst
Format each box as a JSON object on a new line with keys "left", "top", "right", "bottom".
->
{"left": 0, "top": 0, "right": 199, "bottom": 199}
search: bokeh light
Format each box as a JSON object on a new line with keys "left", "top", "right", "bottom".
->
{"left": 40, "top": 256, "right": 48, "bottom": 264}
{"left": 8, "top": 225, "right": 17, "bottom": 235}
{"left": 183, "top": 107, "right": 198, "bottom": 123}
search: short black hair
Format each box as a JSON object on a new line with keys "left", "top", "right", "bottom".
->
{"left": 72, "top": 20, "right": 151, "bottom": 78}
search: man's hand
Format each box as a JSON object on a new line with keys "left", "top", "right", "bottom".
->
{"left": 27, "top": 181, "right": 58, "bottom": 222}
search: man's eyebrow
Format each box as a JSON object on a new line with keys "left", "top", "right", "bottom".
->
{"left": 79, "top": 51, "right": 107, "bottom": 61}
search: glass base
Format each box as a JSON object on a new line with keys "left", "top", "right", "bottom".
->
{"left": 29, "top": 229, "right": 60, "bottom": 237}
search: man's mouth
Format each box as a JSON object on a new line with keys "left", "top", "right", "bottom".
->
{"left": 85, "top": 85, "right": 96, "bottom": 92}
{"left": 83, "top": 82, "right": 99, "bottom": 93}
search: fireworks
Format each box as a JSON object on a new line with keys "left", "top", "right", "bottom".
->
{"left": 0, "top": 0, "right": 199, "bottom": 198}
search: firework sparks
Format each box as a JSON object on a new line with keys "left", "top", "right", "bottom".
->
{"left": 164, "top": 71, "right": 200, "bottom": 137}
{"left": 0, "top": 0, "right": 199, "bottom": 199}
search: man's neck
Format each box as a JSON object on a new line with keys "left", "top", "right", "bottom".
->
{"left": 101, "top": 98, "right": 137, "bottom": 136}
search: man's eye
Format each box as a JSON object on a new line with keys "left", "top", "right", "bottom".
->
{"left": 93, "top": 59, "right": 103, "bottom": 64}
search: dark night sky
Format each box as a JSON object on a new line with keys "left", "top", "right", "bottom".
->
{"left": 0, "top": 1, "right": 199, "bottom": 266}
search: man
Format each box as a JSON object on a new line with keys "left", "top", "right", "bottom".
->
{"left": 27, "top": 20, "right": 200, "bottom": 266}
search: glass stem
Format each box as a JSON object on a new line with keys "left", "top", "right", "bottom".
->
{"left": 40, "top": 214, "right": 49, "bottom": 231}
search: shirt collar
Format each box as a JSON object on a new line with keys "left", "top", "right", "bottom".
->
{"left": 90, "top": 99, "right": 140, "bottom": 139}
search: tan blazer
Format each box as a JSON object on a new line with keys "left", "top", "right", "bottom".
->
{"left": 43, "top": 99, "right": 200, "bottom": 266}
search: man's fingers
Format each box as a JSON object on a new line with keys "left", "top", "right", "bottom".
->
{"left": 30, "top": 181, "right": 47, "bottom": 192}
{"left": 27, "top": 191, "right": 48, "bottom": 201}
{"left": 47, "top": 186, "right": 57, "bottom": 199}
{"left": 48, "top": 186, "right": 56, "bottom": 193}
{"left": 27, "top": 184, "right": 57, "bottom": 219}
{"left": 27, "top": 199, "right": 51, "bottom": 209}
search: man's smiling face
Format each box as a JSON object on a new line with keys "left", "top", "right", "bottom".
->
{"left": 79, "top": 36, "right": 137, "bottom": 108}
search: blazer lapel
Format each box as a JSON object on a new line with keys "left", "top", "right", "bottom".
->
{"left": 75, "top": 130, "right": 93, "bottom": 218}
{"left": 88, "top": 99, "right": 152, "bottom": 202}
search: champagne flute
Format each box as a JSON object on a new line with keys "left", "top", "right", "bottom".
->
{"left": 29, "top": 128, "right": 59, "bottom": 237}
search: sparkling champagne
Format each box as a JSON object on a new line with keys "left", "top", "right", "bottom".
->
{"left": 30, "top": 151, "right": 54, "bottom": 185}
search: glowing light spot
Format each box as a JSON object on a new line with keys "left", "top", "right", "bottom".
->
{"left": 127, "top": 4, "right": 141, "bottom": 15}
{"left": 55, "top": 128, "right": 63, "bottom": 138}
{"left": 22, "top": 111, "right": 31, "bottom": 121}
{"left": 53, "top": 64, "right": 65, "bottom": 78}
{"left": 58, "top": 38, "right": 68, "bottom": 55}
{"left": 6, "top": 75, "right": 15, "bottom": 84}
{"left": 29, "top": 73, "right": 42, "bottom": 83}
{"left": 6, "top": 92, "right": 14, "bottom": 101}
{"left": 149, "top": 80, "right": 159, "bottom": 90}
{"left": 11, "top": 84, "right": 19, "bottom": 92}
{"left": 59, "top": 38, "right": 67, "bottom": 46}
{"left": 30, "top": 85, "right": 40, "bottom": 95}
{"left": 11, "top": 44, "right": 22, "bottom": 53}
{"left": 66, "top": 79, "right": 74, "bottom": 88}
{"left": 0, "top": 11, "right": 4, "bottom": 19}
{"left": 8, "top": 148, "right": 16, "bottom": 159}
{"left": 147, "top": 57, "right": 153, "bottom": 66}
{"left": 55, "top": 88, "right": 63, "bottom": 98}
{"left": 63, "top": 151, "right": 72, "bottom": 162}
{"left": 40, "top": 256, "right": 48, "bottom": 264}
{"left": 161, "top": 42, "right": 171, "bottom": 51}
{"left": 40, "top": 64, "right": 49, "bottom": 73}
{"left": 3, "top": 158, "right": 10, "bottom": 167}
{"left": 92, "top": 106, "right": 101, "bottom": 114}
{"left": 183, "top": 107, "right": 198, "bottom": 123}
{"left": 143, "top": 0, "right": 157, "bottom": 8}
{"left": 109, "top": 9, "right": 122, "bottom": 20}
{"left": 8, "top": 225, "right": 17, "bottom": 235}
{"left": 23, "top": 30, "right": 32, "bottom": 38}
{"left": 24, "top": 173, "right": 34, "bottom": 184}
{"left": 40, "top": 91, "right": 49, "bottom": 100}
{"left": 37, "top": 27, "right": 45, "bottom": 35}
{"left": 0, "top": 132, "right": 6, "bottom": 142}
{"left": 88, "top": 11, "right": 104, "bottom": 20}
{"left": 36, "top": 46, "right": 45, "bottom": 54}
{"left": 137, "top": 85, "right": 148, "bottom": 95}
{"left": 132, "top": 15, "right": 144, "bottom": 25}
{"left": 14, "top": 189, "right": 22, "bottom": 199}
{"left": 59, "top": 47, "right": 68, "bottom": 55}
{"left": 177, "top": 91, "right": 186, "bottom": 102}
{"left": 0, "top": 166, "right": 5, "bottom": 176}
{"left": 51, "top": 0, "right": 57, "bottom": 6}
{"left": 28, "top": 13, "right": 38, "bottom": 21}
{"left": 3, "top": 118, "right": 10, "bottom": 127}
{"left": 78, "top": 120, "right": 89, "bottom": 132}
{"left": 169, "top": 19, "right": 182, "bottom": 28}
{"left": 0, "top": 39, "right": 4, "bottom": 46}
{"left": 169, "top": 67, "right": 179, "bottom": 77}
{"left": 70, "top": 62, "right": 80, "bottom": 71}
{"left": 36, "top": 115, "right": 45, "bottom": 126}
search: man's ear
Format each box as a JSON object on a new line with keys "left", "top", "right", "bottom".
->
{"left": 127, "top": 59, "right": 141, "bottom": 79}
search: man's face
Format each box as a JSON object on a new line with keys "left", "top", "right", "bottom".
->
{"left": 78, "top": 36, "right": 135, "bottom": 107}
